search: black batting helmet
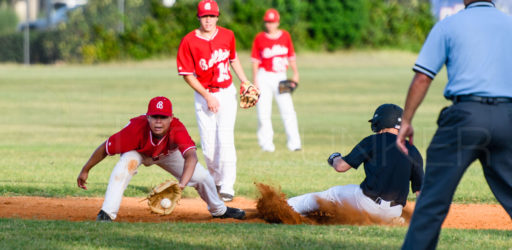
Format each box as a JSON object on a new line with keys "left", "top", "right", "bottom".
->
{"left": 368, "top": 104, "right": 403, "bottom": 132}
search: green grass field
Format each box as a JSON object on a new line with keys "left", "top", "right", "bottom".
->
{"left": 1, "top": 51, "right": 510, "bottom": 249}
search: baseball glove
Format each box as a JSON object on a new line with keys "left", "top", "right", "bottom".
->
{"left": 278, "top": 79, "right": 298, "bottom": 94}
{"left": 239, "top": 81, "right": 260, "bottom": 109}
{"left": 147, "top": 180, "right": 181, "bottom": 215}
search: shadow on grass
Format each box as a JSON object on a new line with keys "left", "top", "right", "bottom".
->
{"left": 1, "top": 219, "right": 511, "bottom": 249}
{"left": 0, "top": 184, "right": 152, "bottom": 198}
{"left": 0, "top": 218, "right": 403, "bottom": 249}
{"left": 0, "top": 219, "right": 213, "bottom": 249}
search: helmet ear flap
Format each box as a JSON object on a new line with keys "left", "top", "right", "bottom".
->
{"left": 369, "top": 117, "right": 380, "bottom": 132}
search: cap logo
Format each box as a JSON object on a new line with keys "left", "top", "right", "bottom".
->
{"left": 269, "top": 13, "right": 274, "bottom": 19}
{"left": 205, "top": 2, "right": 211, "bottom": 10}
{"left": 156, "top": 101, "right": 164, "bottom": 109}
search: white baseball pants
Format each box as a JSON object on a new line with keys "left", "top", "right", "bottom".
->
{"left": 287, "top": 184, "right": 403, "bottom": 222}
{"left": 101, "top": 150, "right": 227, "bottom": 220}
{"left": 256, "top": 69, "right": 301, "bottom": 151}
{"left": 194, "top": 84, "right": 237, "bottom": 196}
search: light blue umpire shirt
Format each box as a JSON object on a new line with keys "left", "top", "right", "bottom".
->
{"left": 413, "top": 1, "right": 512, "bottom": 99}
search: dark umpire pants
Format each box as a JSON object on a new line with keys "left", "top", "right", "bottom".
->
{"left": 402, "top": 101, "right": 512, "bottom": 250}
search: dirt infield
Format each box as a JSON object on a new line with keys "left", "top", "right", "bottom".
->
{"left": 0, "top": 195, "right": 511, "bottom": 229}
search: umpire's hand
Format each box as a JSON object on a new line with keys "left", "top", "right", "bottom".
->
{"left": 397, "top": 121, "right": 414, "bottom": 155}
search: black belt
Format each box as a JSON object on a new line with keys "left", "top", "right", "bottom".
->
{"left": 363, "top": 190, "right": 400, "bottom": 207}
{"left": 451, "top": 95, "right": 512, "bottom": 105}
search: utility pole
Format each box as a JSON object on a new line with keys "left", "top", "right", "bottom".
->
{"left": 24, "top": 0, "right": 30, "bottom": 65}
{"left": 118, "top": 0, "right": 124, "bottom": 33}
{"left": 45, "top": 0, "right": 52, "bottom": 29}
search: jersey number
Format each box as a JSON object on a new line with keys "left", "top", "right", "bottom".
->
{"left": 217, "top": 62, "right": 231, "bottom": 82}
{"left": 272, "top": 57, "right": 288, "bottom": 72}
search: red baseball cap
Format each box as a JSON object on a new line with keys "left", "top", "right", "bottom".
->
{"left": 147, "top": 96, "right": 173, "bottom": 117}
{"left": 263, "top": 8, "right": 280, "bottom": 22}
{"left": 197, "top": 0, "right": 219, "bottom": 17}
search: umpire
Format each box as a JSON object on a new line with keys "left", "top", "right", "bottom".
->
{"left": 396, "top": 0, "right": 512, "bottom": 249}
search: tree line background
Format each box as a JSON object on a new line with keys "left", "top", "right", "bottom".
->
{"left": 0, "top": 0, "right": 434, "bottom": 64}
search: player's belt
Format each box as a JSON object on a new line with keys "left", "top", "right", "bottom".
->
{"left": 208, "top": 86, "right": 221, "bottom": 93}
{"left": 452, "top": 95, "right": 512, "bottom": 105}
{"left": 362, "top": 190, "right": 400, "bottom": 207}
{"left": 208, "top": 86, "right": 229, "bottom": 93}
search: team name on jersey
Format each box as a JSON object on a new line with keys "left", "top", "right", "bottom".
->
{"left": 199, "top": 49, "right": 230, "bottom": 71}
{"left": 262, "top": 45, "right": 289, "bottom": 59}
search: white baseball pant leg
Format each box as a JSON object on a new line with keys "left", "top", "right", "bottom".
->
{"left": 195, "top": 84, "right": 238, "bottom": 196}
{"left": 153, "top": 150, "right": 227, "bottom": 216}
{"left": 101, "top": 150, "right": 142, "bottom": 220}
{"left": 287, "top": 184, "right": 361, "bottom": 215}
{"left": 256, "top": 69, "right": 301, "bottom": 151}
{"left": 287, "top": 184, "right": 403, "bottom": 222}
{"left": 256, "top": 70, "right": 276, "bottom": 152}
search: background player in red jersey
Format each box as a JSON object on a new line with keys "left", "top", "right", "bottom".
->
{"left": 76, "top": 96, "right": 246, "bottom": 221}
{"left": 251, "top": 8, "right": 301, "bottom": 152}
{"left": 176, "top": 0, "right": 250, "bottom": 202}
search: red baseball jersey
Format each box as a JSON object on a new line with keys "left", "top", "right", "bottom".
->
{"left": 105, "top": 115, "right": 196, "bottom": 160}
{"left": 251, "top": 30, "right": 296, "bottom": 73}
{"left": 177, "top": 27, "right": 237, "bottom": 90}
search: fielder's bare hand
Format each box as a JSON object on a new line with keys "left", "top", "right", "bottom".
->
{"left": 291, "top": 73, "right": 299, "bottom": 85}
{"left": 397, "top": 121, "right": 414, "bottom": 155}
{"left": 77, "top": 170, "right": 89, "bottom": 190}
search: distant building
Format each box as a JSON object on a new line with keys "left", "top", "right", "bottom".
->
{"left": 432, "top": 0, "right": 511, "bottom": 20}
{"left": 14, "top": 0, "right": 87, "bottom": 22}
{"left": 14, "top": 0, "right": 38, "bottom": 22}
{"left": 53, "top": 0, "right": 87, "bottom": 9}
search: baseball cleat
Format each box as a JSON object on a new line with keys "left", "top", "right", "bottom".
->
{"left": 219, "top": 193, "right": 234, "bottom": 202}
{"left": 96, "top": 210, "right": 112, "bottom": 222}
{"left": 213, "top": 207, "right": 246, "bottom": 220}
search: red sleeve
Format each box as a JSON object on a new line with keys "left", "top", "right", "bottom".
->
{"left": 286, "top": 32, "right": 296, "bottom": 59}
{"left": 251, "top": 35, "right": 261, "bottom": 63}
{"left": 177, "top": 35, "right": 195, "bottom": 75}
{"left": 229, "top": 31, "right": 237, "bottom": 61}
{"left": 170, "top": 119, "right": 196, "bottom": 155}
{"left": 105, "top": 119, "right": 144, "bottom": 155}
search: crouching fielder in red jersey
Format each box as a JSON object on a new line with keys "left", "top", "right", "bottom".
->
{"left": 77, "top": 97, "right": 246, "bottom": 221}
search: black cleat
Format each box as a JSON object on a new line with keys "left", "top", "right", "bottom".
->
{"left": 96, "top": 210, "right": 112, "bottom": 222}
{"left": 213, "top": 207, "right": 246, "bottom": 220}
{"left": 219, "top": 193, "right": 234, "bottom": 202}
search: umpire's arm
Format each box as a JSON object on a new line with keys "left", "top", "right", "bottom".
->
{"left": 397, "top": 72, "right": 433, "bottom": 154}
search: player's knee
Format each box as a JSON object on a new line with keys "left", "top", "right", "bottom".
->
{"left": 119, "top": 151, "right": 141, "bottom": 175}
